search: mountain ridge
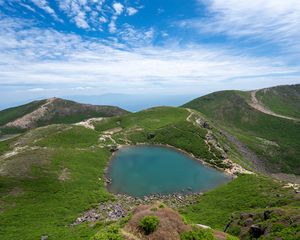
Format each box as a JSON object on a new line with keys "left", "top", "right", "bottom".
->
{"left": 183, "top": 84, "right": 300, "bottom": 176}
{"left": 0, "top": 97, "right": 129, "bottom": 132}
{"left": 0, "top": 85, "right": 299, "bottom": 239}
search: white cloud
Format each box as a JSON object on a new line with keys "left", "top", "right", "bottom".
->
{"left": 191, "top": 0, "right": 300, "bottom": 54}
{"left": 113, "top": 2, "right": 124, "bottom": 15}
{"left": 73, "top": 11, "right": 89, "bottom": 29}
{"left": 30, "top": 0, "right": 62, "bottom": 22}
{"left": 127, "top": 7, "right": 138, "bottom": 16}
{"left": 118, "top": 24, "right": 154, "bottom": 45}
{"left": 27, "top": 88, "right": 46, "bottom": 92}
{"left": 0, "top": 17, "right": 299, "bottom": 96}
{"left": 99, "top": 16, "right": 107, "bottom": 23}
{"left": 108, "top": 16, "right": 117, "bottom": 33}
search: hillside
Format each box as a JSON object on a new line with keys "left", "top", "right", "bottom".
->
{"left": 254, "top": 84, "right": 300, "bottom": 119}
{"left": 0, "top": 98, "right": 128, "bottom": 133}
{"left": 183, "top": 85, "right": 300, "bottom": 176}
{"left": 0, "top": 94, "right": 299, "bottom": 239}
{"left": 0, "top": 107, "right": 250, "bottom": 238}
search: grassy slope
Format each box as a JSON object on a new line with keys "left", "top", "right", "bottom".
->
{"left": 0, "top": 100, "right": 46, "bottom": 126}
{"left": 0, "top": 99, "right": 129, "bottom": 134}
{"left": 183, "top": 90, "right": 300, "bottom": 174}
{"left": 36, "top": 99, "right": 129, "bottom": 126}
{"left": 0, "top": 107, "right": 228, "bottom": 239}
{"left": 0, "top": 126, "right": 112, "bottom": 239}
{"left": 0, "top": 106, "right": 298, "bottom": 239}
{"left": 181, "top": 175, "right": 297, "bottom": 230}
{"left": 256, "top": 84, "right": 300, "bottom": 119}
{"left": 94, "top": 107, "right": 224, "bottom": 165}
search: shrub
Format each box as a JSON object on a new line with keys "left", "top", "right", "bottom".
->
{"left": 139, "top": 216, "right": 160, "bottom": 235}
{"left": 180, "top": 228, "right": 216, "bottom": 240}
{"left": 226, "top": 235, "right": 240, "bottom": 240}
{"left": 91, "top": 225, "right": 124, "bottom": 240}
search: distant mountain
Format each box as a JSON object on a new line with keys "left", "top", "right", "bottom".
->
{"left": 183, "top": 84, "right": 300, "bottom": 175}
{"left": 66, "top": 93, "right": 199, "bottom": 112}
{"left": 0, "top": 97, "right": 128, "bottom": 132}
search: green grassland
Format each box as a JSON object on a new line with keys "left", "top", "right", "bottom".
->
{"left": 183, "top": 90, "right": 300, "bottom": 174}
{"left": 0, "top": 126, "right": 113, "bottom": 239}
{"left": 94, "top": 107, "right": 225, "bottom": 166}
{"left": 0, "top": 103, "right": 299, "bottom": 239}
{"left": 0, "top": 107, "right": 230, "bottom": 239}
{"left": 181, "top": 174, "right": 297, "bottom": 229}
{"left": 256, "top": 84, "right": 300, "bottom": 119}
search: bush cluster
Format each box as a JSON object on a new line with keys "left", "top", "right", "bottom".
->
{"left": 91, "top": 225, "right": 123, "bottom": 240}
{"left": 139, "top": 216, "right": 160, "bottom": 235}
{"left": 180, "top": 228, "right": 216, "bottom": 240}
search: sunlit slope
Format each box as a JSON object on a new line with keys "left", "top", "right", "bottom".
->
{"left": 0, "top": 98, "right": 128, "bottom": 134}
{"left": 0, "top": 106, "right": 298, "bottom": 240}
{"left": 0, "top": 106, "right": 227, "bottom": 239}
{"left": 256, "top": 84, "right": 300, "bottom": 119}
{"left": 183, "top": 88, "right": 300, "bottom": 174}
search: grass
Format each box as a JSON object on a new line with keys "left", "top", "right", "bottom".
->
{"left": 0, "top": 148, "right": 113, "bottom": 240}
{"left": 0, "top": 124, "right": 112, "bottom": 240}
{"left": 180, "top": 174, "right": 297, "bottom": 230}
{"left": 0, "top": 138, "right": 13, "bottom": 155}
{"left": 256, "top": 84, "right": 300, "bottom": 119}
{"left": 94, "top": 107, "right": 188, "bottom": 132}
{"left": 0, "top": 105, "right": 298, "bottom": 239}
{"left": 0, "top": 100, "right": 46, "bottom": 126}
{"left": 183, "top": 89, "right": 300, "bottom": 174}
{"left": 95, "top": 107, "right": 220, "bottom": 164}
{"left": 37, "top": 126, "right": 100, "bottom": 148}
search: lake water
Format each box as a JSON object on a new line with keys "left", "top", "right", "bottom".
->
{"left": 106, "top": 145, "right": 231, "bottom": 197}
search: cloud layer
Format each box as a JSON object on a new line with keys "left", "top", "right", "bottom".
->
{"left": 0, "top": 16, "right": 299, "bottom": 96}
{"left": 189, "top": 0, "right": 300, "bottom": 56}
{"left": 0, "top": 0, "right": 299, "bottom": 106}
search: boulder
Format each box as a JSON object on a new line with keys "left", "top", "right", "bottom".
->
{"left": 249, "top": 224, "right": 265, "bottom": 238}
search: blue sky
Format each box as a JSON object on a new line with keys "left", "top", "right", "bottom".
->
{"left": 0, "top": 0, "right": 300, "bottom": 109}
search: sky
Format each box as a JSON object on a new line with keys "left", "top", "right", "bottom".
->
{"left": 0, "top": 0, "right": 300, "bottom": 110}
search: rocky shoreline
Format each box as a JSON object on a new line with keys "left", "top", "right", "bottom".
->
{"left": 72, "top": 192, "right": 202, "bottom": 225}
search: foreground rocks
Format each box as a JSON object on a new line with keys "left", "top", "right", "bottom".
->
{"left": 73, "top": 192, "right": 202, "bottom": 225}
{"left": 225, "top": 209, "right": 300, "bottom": 239}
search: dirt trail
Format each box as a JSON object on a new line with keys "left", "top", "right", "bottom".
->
{"left": 249, "top": 90, "right": 299, "bottom": 121}
{"left": 5, "top": 98, "right": 57, "bottom": 129}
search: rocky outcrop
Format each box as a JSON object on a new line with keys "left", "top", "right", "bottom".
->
{"left": 225, "top": 209, "right": 300, "bottom": 239}
{"left": 72, "top": 192, "right": 202, "bottom": 225}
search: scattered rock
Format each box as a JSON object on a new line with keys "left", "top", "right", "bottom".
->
{"left": 58, "top": 168, "right": 71, "bottom": 182}
{"left": 72, "top": 192, "right": 202, "bottom": 225}
{"left": 249, "top": 224, "right": 265, "bottom": 238}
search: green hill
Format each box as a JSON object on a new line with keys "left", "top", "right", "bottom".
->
{"left": 0, "top": 106, "right": 231, "bottom": 239}
{"left": 0, "top": 98, "right": 128, "bottom": 134}
{"left": 0, "top": 93, "right": 299, "bottom": 239}
{"left": 183, "top": 85, "right": 300, "bottom": 175}
{"left": 255, "top": 84, "right": 300, "bottom": 119}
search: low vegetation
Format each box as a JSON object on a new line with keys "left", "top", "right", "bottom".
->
{"left": 256, "top": 84, "right": 300, "bottom": 119}
{"left": 139, "top": 216, "right": 160, "bottom": 235}
{"left": 0, "top": 86, "right": 299, "bottom": 239}
{"left": 183, "top": 88, "right": 300, "bottom": 174}
{"left": 180, "top": 228, "right": 215, "bottom": 240}
{"left": 91, "top": 225, "right": 124, "bottom": 240}
{"left": 0, "top": 132, "right": 113, "bottom": 239}
{"left": 181, "top": 174, "right": 298, "bottom": 230}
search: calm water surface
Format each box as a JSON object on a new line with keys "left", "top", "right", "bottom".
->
{"left": 107, "top": 145, "right": 231, "bottom": 197}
